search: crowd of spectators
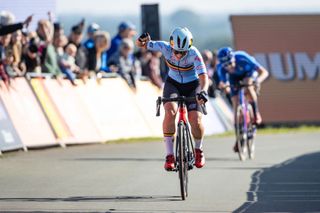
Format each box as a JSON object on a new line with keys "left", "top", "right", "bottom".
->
{"left": 0, "top": 11, "right": 222, "bottom": 97}
{"left": 0, "top": 11, "right": 164, "bottom": 90}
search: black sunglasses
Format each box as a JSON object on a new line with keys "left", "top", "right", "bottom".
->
{"left": 222, "top": 61, "right": 233, "bottom": 68}
{"left": 173, "top": 49, "right": 187, "bottom": 55}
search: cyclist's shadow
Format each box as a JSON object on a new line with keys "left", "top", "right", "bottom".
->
{"left": 233, "top": 152, "right": 320, "bottom": 212}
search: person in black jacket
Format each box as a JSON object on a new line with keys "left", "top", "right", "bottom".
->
{"left": 0, "top": 14, "right": 33, "bottom": 36}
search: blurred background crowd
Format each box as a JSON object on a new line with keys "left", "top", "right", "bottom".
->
{"left": 0, "top": 10, "right": 222, "bottom": 99}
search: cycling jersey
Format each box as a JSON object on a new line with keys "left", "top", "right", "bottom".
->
{"left": 217, "top": 51, "right": 261, "bottom": 85}
{"left": 217, "top": 51, "right": 261, "bottom": 96}
{"left": 147, "top": 41, "right": 207, "bottom": 84}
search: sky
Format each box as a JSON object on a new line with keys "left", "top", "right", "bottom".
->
{"left": 56, "top": 0, "right": 320, "bottom": 16}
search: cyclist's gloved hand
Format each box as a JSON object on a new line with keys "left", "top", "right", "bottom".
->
{"left": 136, "top": 32, "right": 151, "bottom": 48}
{"left": 197, "top": 90, "right": 208, "bottom": 104}
{"left": 138, "top": 32, "right": 151, "bottom": 42}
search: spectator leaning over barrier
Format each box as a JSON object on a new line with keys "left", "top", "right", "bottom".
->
{"left": 53, "top": 33, "right": 68, "bottom": 58}
{"left": 4, "top": 32, "right": 26, "bottom": 78}
{"left": 0, "top": 34, "right": 13, "bottom": 87}
{"left": 108, "top": 38, "right": 139, "bottom": 90}
{"left": 37, "top": 19, "right": 62, "bottom": 77}
{"left": 87, "top": 31, "right": 112, "bottom": 82}
{"left": 59, "top": 43, "right": 80, "bottom": 86}
{"left": 68, "top": 19, "right": 88, "bottom": 80}
{"left": 107, "top": 21, "right": 136, "bottom": 60}
{"left": 84, "top": 22, "right": 100, "bottom": 50}
{"left": 22, "top": 39, "right": 41, "bottom": 73}
{"left": 10, "top": 30, "right": 26, "bottom": 75}
{"left": 0, "top": 12, "right": 33, "bottom": 36}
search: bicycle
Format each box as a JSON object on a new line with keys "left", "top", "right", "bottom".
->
{"left": 233, "top": 82, "right": 257, "bottom": 161}
{"left": 156, "top": 96, "right": 207, "bottom": 200}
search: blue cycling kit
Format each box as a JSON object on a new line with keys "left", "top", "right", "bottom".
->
{"left": 147, "top": 41, "right": 207, "bottom": 84}
{"left": 217, "top": 51, "right": 261, "bottom": 84}
{"left": 217, "top": 51, "right": 261, "bottom": 96}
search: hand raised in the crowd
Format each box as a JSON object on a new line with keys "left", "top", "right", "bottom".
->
{"left": 23, "top": 14, "right": 33, "bottom": 28}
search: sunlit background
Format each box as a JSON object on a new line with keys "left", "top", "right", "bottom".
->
{"left": 2, "top": 0, "right": 320, "bottom": 50}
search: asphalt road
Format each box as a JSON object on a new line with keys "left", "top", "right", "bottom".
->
{"left": 0, "top": 132, "right": 320, "bottom": 212}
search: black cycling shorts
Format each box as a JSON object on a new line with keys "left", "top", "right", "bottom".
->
{"left": 163, "top": 77, "right": 201, "bottom": 112}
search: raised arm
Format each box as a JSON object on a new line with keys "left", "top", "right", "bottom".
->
{"left": 135, "top": 32, "right": 151, "bottom": 49}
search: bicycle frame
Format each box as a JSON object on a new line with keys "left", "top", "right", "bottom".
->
{"left": 156, "top": 96, "right": 206, "bottom": 200}
{"left": 238, "top": 87, "right": 250, "bottom": 133}
{"left": 234, "top": 83, "right": 256, "bottom": 161}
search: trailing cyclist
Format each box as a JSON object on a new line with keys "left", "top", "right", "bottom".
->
{"left": 216, "top": 47, "right": 269, "bottom": 152}
{"left": 135, "top": 27, "right": 209, "bottom": 170}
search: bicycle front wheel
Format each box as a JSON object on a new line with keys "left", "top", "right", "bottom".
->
{"left": 235, "top": 105, "right": 247, "bottom": 161}
{"left": 247, "top": 104, "right": 256, "bottom": 160}
{"left": 176, "top": 121, "right": 188, "bottom": 200}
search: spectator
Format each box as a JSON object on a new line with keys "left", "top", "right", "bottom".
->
{"left": 37, "top": 19, "right": 61, "bottom": 77}
{"left": 0, "top": 13, "right": 32, "bottom": 36}
{"left": 84, "top": 22, "right": 100, "bottom": 50}
{"left": 138, "top": 49, "right": 163, "bottom": 89}
{"left": 53, "top": 33, "right": 68, "bottom": 58}
{"left": 0, "top": 34, "right": 14, "bottom": 85}
{"left": 53, "top": 22, "right": 64, "bottom": 41}
{"left": 201, "top": 49, "right": 214, "bottom": 97}
{"left": 108, "top": 38, "right": 139, "bottom": 90}
{"left": 87, "top": 31, "right": 113, "bottom": 80}
{"left": 0, "top": 11, "right": 15, "bottom": 26}
{"left": 11, "top": 30, "right": 26, "bottom": 74}
{"left": 68, "top": 19, "right": 88, "bottom": 79}
{"left": 107, "top": 21, "right": 136, "bottom": 59}
{"left": 22, "top": 40, "right": 41, "bottom": 73}
{"left": 59, "top": 43, "right": 79, "bottom": 86}
{"left": 147, "top": 51, "right": 163, "bottom": 89}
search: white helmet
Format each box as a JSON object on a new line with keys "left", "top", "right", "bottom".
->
{"left": 169, "top": 27, "right": 193, "bottom": 51}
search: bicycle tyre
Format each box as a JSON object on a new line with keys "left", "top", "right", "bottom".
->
{"left": 246, "top": 104, "right": 255, "bottom": 160}
{"left": 176, "top": 121, "right": 188, "bottom": 200}
{"left": 235, "top": 105, "right": 247, "bottom": 161}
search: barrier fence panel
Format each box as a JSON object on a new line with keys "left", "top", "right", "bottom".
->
{"left": 202, "top": 98, "right": 227, "bottom": 135}
{"left": 76, "top": 78, "right": 151, "bottom": 141}
{"left": 134, "top": 80, "right": 163, "bottom": 136}
{"left": 0, "top": 78, "right": 57, "bottom": 148}
{"left": 30, "top": 78, "right": 72, "bottom": 143}
{"left": 0, "top": 97, "right": 24, "bottom": 153}
{"left": 42, "top": 79, "right": 103, "bottom": 144}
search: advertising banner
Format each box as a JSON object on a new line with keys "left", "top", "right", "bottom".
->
{"left": 231, "top": 15, "right": 320, "bottom": 123}
{"left": 0, "top": 78, "right": 57, "bottom": 147}
{"left": 134, "top": 80, "right": 163, "bottom": 136}
{"left": 76, "top": 78, "right": 151, "bottom": 141}
{"left": 0, "top": 98, "right": 24, "bottom": 152}
{"left": 30, "top": 78, "right": 72, "bottom": 141}
{"left": 42, "top": 79, "right": 102, "bottom": 144}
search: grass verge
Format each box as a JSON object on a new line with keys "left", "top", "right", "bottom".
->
{"left": 105, "top": 125, "right": 320, "bottom": 143}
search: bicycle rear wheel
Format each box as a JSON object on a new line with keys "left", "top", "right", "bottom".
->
{"left": 176, "top": 121, "right": 188, "bottom": 200}
{"left": 235, "top": 105, "right": 247, "bottom": 161}
{"left": 247, "top": 104, "right": 255, "bottom": 159}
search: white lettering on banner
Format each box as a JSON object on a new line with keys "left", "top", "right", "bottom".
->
{"left": 295, "top": 52, "right": 320, "bottom": 80}
{"left": 1, "top": 130, "right": 14, "bottom": 144}
{"left": 254, "top": 52, "right": 320, "bottom": 81}
{"left": 269, "top": 53, "right": 295, "bottom": 81}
